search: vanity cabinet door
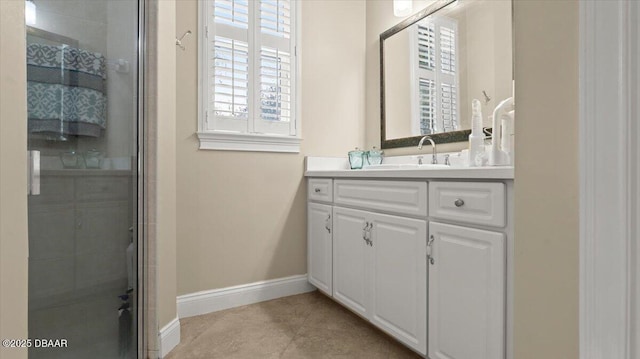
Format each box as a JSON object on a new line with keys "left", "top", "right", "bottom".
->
{"left": 368, "top": 212, "right": 427, "bottom": 355}
{"left": 428, "top": 222, "right": 506, "bottom": 359}
{"left": 332, "top": 206, "right": 369, "bottom": 318}
{"left": 307, "top": 202, "right": 333, "bottom": 295}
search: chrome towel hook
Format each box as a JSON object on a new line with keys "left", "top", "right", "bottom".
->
{"left": 176, "top": 30, "right": 192, "bottom": 51}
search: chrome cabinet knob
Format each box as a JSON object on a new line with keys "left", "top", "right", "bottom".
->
{"left": 454, "top": 198, "right": 464, "bottom": 207}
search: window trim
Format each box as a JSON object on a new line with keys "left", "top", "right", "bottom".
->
{"left": 197, "top": 0, "right": 302, "bottom": 153}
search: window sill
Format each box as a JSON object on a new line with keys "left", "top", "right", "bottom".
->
{"left": 196, "top": 132, "right": 301, "bottom": 153}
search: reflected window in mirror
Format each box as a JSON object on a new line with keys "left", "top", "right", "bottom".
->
{"left": 410, "top": 18, "right": 459, "bottom": 135}
{"left": 380, "top": 0, "right": 513, "bottom": 149}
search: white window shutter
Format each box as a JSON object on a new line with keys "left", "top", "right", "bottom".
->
{"left": 210, "top": 0, "right": 250, "bottom": 132}
{"left": 205, "top": 0, "right": 297, "bottom": 137}
{"left": 255, "top": 0, "right": 295, "bottom": 135}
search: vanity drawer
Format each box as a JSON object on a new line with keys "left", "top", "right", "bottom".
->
{"left": 308, "top": 178, "right": 333, "bottom": 203}
{"left": 334, "top": 179, "right": 427, "bottom": 217}
{"left": 429, "top": 181, "right": 505, "bottom": 227}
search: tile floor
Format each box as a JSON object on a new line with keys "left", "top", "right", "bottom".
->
{"left": 165, "top": 290, "right": 422, "bottom": 359}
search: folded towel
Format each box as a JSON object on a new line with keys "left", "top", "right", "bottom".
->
{"left": 27, "top": 43, "right": 106, "bottom": 79}
{"left": 26, "top": 43, "right": 107, "bottom": 138}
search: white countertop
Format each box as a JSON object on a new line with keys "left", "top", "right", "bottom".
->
{"left": 304, "top": 156, "right": 514, "bottom": 180}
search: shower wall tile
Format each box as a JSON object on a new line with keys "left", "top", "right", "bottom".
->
{"left": 28, "top": 204, "right": 75, "bottom": 260}
{"left": 29, "top": 288, "right": 126, "bottom": 359}
{"left": 35, "top": 11, "right": 107, "bottom": 54}
{"left": 29, "top": 257, "right": 74, "bottom": 299}
{"left": 106, "top": 0, "right": 137, "bottom": 159}
{"left": 35, "top": 0, "right": 107, "bottom": 24}
{"left": 76, "top": 252, "right": 127, "bottom": 289}
{"left": 35, "top": 0, "right": 91, "bottom": 23}
{"left": 75, "top": 202, "right": 130, "bottom": 254}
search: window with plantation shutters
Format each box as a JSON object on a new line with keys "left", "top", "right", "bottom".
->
{"left": 198, "top": 0, "right": 299, "bottom": 152}
{"left": 410, "top": 17, "right": 459, "bottom": 135}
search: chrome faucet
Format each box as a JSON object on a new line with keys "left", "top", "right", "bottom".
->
{"left": 417, "top": 136, "right": 437, "bottom": 164}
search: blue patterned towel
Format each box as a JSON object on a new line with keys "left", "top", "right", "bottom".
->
{"left": 27, "top": 43, "right": 107, "bottom": 138}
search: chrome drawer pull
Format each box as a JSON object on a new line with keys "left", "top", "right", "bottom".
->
{"left": 454, "top": 198, "right": 465, "bottom": 207}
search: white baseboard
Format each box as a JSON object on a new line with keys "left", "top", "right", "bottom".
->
{"left": 158, "top": 317, "right": 180, "bottom": 358}
{"left": 177, "top": 274, "right": 315, "bottom": 319}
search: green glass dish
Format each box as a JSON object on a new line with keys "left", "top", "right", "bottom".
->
{"left": 366, "top": 146, "right": 384, "bottom": 166}
{"left": 348, "top": 148, "right": 365, "bottom": 169}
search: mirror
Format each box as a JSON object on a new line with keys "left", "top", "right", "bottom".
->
{"left": 381, "top": 0, "right": 513, "bottom": 148}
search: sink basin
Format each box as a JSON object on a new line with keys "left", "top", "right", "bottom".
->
{"left": 365, "top": 163, "right": 450, "bottom": 170}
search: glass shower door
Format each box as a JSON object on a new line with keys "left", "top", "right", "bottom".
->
{"left": 26, "top": 1, "right": 139, "bottom": 358}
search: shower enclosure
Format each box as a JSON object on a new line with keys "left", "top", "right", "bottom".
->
{"left": 25, "top": 1, "right": 142, "bottom": 358}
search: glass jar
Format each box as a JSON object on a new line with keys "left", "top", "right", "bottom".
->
{"left": 348, "top": 148, "right": 365, "bottom": 169}
{"left": 84, "top": 149, "right": 102, "bottom": 169}
{"left": 60, "top": 151, "right": 81, "bottom": 169}
{"left": 366, "top": 146, "right": 384, "bottom": 166}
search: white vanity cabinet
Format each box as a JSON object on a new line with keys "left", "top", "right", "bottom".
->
{"left": 307, "top": 202, "right": 333, "bottom": 295}
{"left": 332, "top": 206, "right": 428, "bottom": 354}
{"left": 306, "top": 169, "right": 513, "bottom": 359}
{"left": 428, "top": 181, "right": 508, "bottom": 359}
{"left": 428, "top": 222, "right": 505, "bottom": 359}
{"left": 332, "top": 206, "right": 369, "bottom": 317}
{"left": 367, "top": 210, "right": 427, "bottom": 354}
{"left": 332, "top": 179, "right": 428, "bottom": 355}
{"left": 307, "top": 179, "right": 334, "bottom": 296}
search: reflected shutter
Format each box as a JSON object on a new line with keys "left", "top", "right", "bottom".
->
{"left": 412, "top": 18, "right": 459, "bottom": 135}
{"left": 438, "top": 24, "right": 458, "bottom": 131}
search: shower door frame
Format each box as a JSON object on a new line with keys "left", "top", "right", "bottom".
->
{"left": 138, "top": 0, "right": 149, "bottom": 357}
{"left": 137, "top": 0, "right": 146, "bottom": 356}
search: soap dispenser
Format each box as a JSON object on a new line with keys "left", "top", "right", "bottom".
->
{"left": 468, "top": 99, "right": 485, "bottom": 167}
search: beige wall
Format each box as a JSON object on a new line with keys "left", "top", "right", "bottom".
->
{"left": 384, "top": 30, "right": 413, "bottom": 139}
{"left": 156, "top": 0, "right": 178, "bottom": 329}
{"left": 458, "top": 0, "right": 512, "bottom": 129}
{"left": 0, "top": 1, "right": 29, "bottom": 359}
{"left": 175, "top": 0, "right": 366, "bottom": 295}
{"left": 513, "top": 1, "right": 579, "bottom": 358}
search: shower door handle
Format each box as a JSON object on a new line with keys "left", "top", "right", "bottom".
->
{"left": 28, "top": 150, "right": 40, "bottom": 195}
